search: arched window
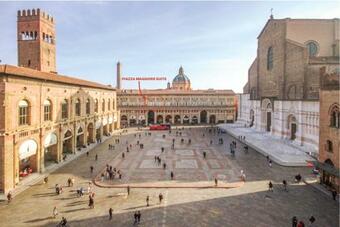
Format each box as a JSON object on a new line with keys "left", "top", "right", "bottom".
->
{"left": 86, "top": 99, "right": 91, "bottom": 115}
{"left": 329, "top": 105, "right": 339, "bottom": 128}
{"left": 43, "top": 99, "right": 52, "bottom": 121}
{"left": 18, "top": 100, "right": 29, "bottom": 125}
{"left": 267, "top": 47, "right": 273, "bottom": 70}
{"left": 102, "top": 99, "right": 105, "bottom": 112}
{"left": 95, "top": 99, "right": 98, "bottom": 113}
{"left": 61, "top": 99, "right": 68, "bottom": 119}
{"left": 108, "top": 99, "right": 111, "bottom": 111}
{"left": 306, "top": 41, "right": 318, "bottom": 57}
{"left": 75, "top": 99, "right": 81, "bottom": 116}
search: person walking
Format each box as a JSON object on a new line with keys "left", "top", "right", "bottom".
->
{"left": 137, "top": 211, "right": 141, "bottom": 224}
{"left": 53, "top": 206, "right": 58, "bottom": 218}
{"left": 292, "top": 216, "right": 298, "bottom": 227}
{"left": 86, "top": 151, "right": 89, "bottom": 157}
{"left": 67, "top": 178, "right": 72, "bottom": 187}
{"left": 215, "top": 178, "right": 218, "bottom": 187}
{"left": 163, "top": 163, "right": 166, "bottom": 169}
{"left": 309, "top": 216, "right": 315, "bottom": 226}
{"left": 297, "top": 221, "right": 305, "bottom": 227}
{"left": 146, "top": 195, "right": 150, "bottom": 207}
{"left": 268, "top": 181, "right": 273, "bottom": 192}
{"left": 159, "top": 193, "right": 163, "bottom": 204}
{"left": 331, "top": 189, "right": 337, "bottom": 201}
{"left": 7, "top": 191, "right": 12, "bottom": 204}
{"left": 134, "top": 212, "right": 138, "bottom": 225}
{"left": 283, "top": 180, "right": 288, "bottom": 192}
{"left": 90, "top": 166, "right": 94, "bottom": 174}
{"left": 122, "top": 152, "right": 125, "bottom": 159}
{"left": 203, "top": 151, "right": 206, "bottom": 159}
{"left": 95, "top": 154, "right": 98, "bottom": 161}
{"left": 127, "top": 185, "right": 130, "bottom": 195}
{"left": 171, "top": 171, "right": 174, "bottom": 180}
{"left": 109, "top": 208, "right": 113, "bottom": 220}
{"left": 268, "top": 159, "right": 272, "bottom": 168}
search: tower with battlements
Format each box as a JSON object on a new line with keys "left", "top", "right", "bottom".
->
{"left": 17, "top": 8, "right": 56, "bottom": 73}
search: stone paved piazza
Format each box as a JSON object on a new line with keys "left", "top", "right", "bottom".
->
{"left": 0, "top": 127, "right": 338, "bottom": 227}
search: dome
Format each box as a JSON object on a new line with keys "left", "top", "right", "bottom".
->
{"left": 172, "top": 66, "right": 190, "bottom": 83}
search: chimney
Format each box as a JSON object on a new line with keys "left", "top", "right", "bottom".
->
{"left": 116, "top": 62, "right": 121, "bottom": 90}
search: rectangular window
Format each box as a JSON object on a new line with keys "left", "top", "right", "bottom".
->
{"left": 44, "top": 105, "right": 51, "bottom": 121}
{"left": 19, "top": 106, "right": 28, "bottom": 125}
{"left": 62, "top": 103, "right": 68, "bottom": 119}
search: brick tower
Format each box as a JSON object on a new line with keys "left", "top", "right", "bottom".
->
{"left": 17, "top": 9, "right": 56, "bottom": 73}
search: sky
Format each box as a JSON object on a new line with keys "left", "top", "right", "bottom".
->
{"left": 0, "top": 1, "right": 339, "bottom": 92}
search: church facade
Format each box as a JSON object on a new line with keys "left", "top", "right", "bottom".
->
{"left": 118, "top": 66, "right": 236, "bottom": 127}
{"left": 238, "top": 16, "right": 339, "bottom": 156}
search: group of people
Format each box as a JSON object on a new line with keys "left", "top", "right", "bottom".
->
{"left": 103, "top": 165, "right": 123, "bottom": 181}
{"left": 292, "top": 215, "right": 316, "bottom": 227}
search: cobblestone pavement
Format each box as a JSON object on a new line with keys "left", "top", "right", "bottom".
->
{"left": 0, "top": 127, "right": 338, "bottom": 227}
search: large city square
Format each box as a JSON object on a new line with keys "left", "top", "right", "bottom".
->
{"left": 0, "top": 1, "right": 339, "bottom": 227}
{"left": 0, "top": 127, "right": 338, "bottom": 226}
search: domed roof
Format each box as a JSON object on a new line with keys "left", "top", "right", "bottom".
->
{"left": 172, "top": 66, "right": 190, "bottom": 83}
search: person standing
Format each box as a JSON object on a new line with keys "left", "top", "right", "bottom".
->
{"left": 203, "top": 151, "right": 206, "bottom": 159}
{"left": 53, "top": 206, "right": 58, "bottom": 218}
{"left": 283, "top": 180, "right": 288, "bottom": 192}
{"left": 269, "top": 159, "right": 272, "bottom": 168}
{"left": 137, "top": 211, "right": 141, "bottom": 224}
{"left": 159, "top": 193, "right": 163, "bottom": 204}
{"left": 332, "top": 189, "right": 337, "bottom": 201}
{"left": 109, "top": 208, "right": 113, "bottom": 220}
{"left": 86, "top": 151, "right": 89, "bottom": 157}
{"left": 7, "top": 191, "right": 12, "bottom": 204}
{"left": 127, "top": 185, "right": 130, "bottom": 195}
{"left": 214, "top": 178, "right": 218, "bottom": 187}
{"left": 134, "top": 212, "right": 138, "bottom": 225}
{"left": 122, "top": 152, "right": 125, "bottom": 159}
{"left": 292, "top": 216, "right": 298, "bottom": 227}
{"left": 171, "top": 171, "right": 174, "bottom": 180}
{"left": 146, "top": 195, "right": 150, "bottom": 207}
{"left": 90, "top": 166, "right": 94, "bottom": 174}
{"left": 268, "top": 181, "right": 273, "bottom": 192}
{"left": 95, "top": 154, "right": 98, "bottom": 161}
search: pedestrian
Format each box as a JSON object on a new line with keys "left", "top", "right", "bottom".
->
{"left": 134, "top": 212, "right": 138, "bottom": 225}
{"left": 127, "top": 185, "right": 130, "bottom": 195}
{"left": 297, "top": 221, "right": 305, "bottom": 227}
{"left": 215, "top": 178, "right": 218, "bottom": 186}
{"left": 109, "top": 208, "right": 113, "bottom": 220}
{"left": 309, "top": 216, "right": 315, "bottom": 225}
{"left": 210, "top": 140, "right": 213, "bottom": 145}
{"left": 203, "top": 151, "right": 206, "bottom": 159}
{"left": 154, "top": 156, "right": 157, "bottom": 162}
{"left": 283, "top": 180, "right": 288, "bottom": 192}
{"left": 101, "top": 173, "right": 105, "bottom": 182}
{"left": 171, "top": 171, "right": 174, "bottom": 180}
{"left": 161, "top": 147, "right": 164, "bottom": 153}
{"left": 146, "top": 195, "right": 150, "bottom": 206}
{"left": 7, "top": 191, "right": 12, "bottom": 204}
{"left": 119, "top": 173, "right": 122, "bottom": 179}
{"left": 266, "top": 155, "right": 269, "bottom": 162}
{"left": 137, "top": 211, "right": 141, "bottom": 223}
{"left": 89, "top": 196, "right": 94, "bottom": 209}
{"left": 67, "top": 178, "right": 72, "bottom": 187}
{"left": 95, "top": 154, "right": 98, "bottom": 161}
{"left": 163, "top": 163, "right": 166, "bottom": 169}
{"left": 268, "top": 181, "right": 273, "bottom": 192}
{"left": 269, "top": 159, "right": 272, "bottom": 167}
{"left": 59, "top": 217, "right": 67, "bottom": 227}
{"left": 159, "top": 193, "right": 163, "bottom": 203}
{"left": 53, "top": 206, "right": 58, "bottom": 218}
{"left": 122, "top": 152, "right": 125, "bottom": 158}
{"left": 90, "top": 165, "right": 94, "bottom": 173}
{"left": 331, "top": 189, "right": 337, "bottom": 201}
{"left": 292, "top": 216, "right": 298, "bottom": 227}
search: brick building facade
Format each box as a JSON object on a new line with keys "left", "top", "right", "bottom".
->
{"left": 238, "top": 16, "right": 340, "bottom": 156}
{"left": 317, "top": 67, "right": 339, "bottom": 192}
{"left": 118, "top": 66, "right": 236, "bottom": 127}
{"left": 0, "top": 9, "right": 119, "bottom": 194}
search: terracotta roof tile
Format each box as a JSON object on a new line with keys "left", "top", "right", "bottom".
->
{"left": 0, "top": 64, "right": 115, "bottom": 91}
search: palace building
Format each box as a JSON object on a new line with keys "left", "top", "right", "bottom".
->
{"left": 238, "top": 15, "right": 340, "bottom": 156}
{"left": 317, "top": 67, "right": 339, "bottom": 192}
{"left": 117, "top": 65, "right": 236, "bottom": 127}
{"left": 0, "top": 9, "right": 119, "bottom": 193}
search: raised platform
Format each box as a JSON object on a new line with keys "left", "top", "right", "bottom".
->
{"left": 218, "top": 123, "right": 315, "bottom": 167}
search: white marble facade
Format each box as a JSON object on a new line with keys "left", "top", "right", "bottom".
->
{"left": 237, "top": 94, "right": 319, "bottom": 156}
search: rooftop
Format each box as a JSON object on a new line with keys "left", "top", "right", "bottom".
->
{"left": 0, "top": 64, "right": 115, "bottom": 91}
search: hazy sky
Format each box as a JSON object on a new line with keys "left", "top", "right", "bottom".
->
{"left": 0, "top": 1, "right": 339, "bottom": 92}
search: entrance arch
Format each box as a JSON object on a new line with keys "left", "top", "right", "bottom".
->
{"left": 63, "top": 130, "right": 73, "bottom": 154}
{"left": 165, "top": 115, "right": 172, "bottom": 124}
{"left": 322, "top": 159, "right": 335, "bottom": 188}
{"left": 288, "top": 114, "right": 297, "bottom": 140}
{"left": 183, "top": 115, "right": 189, "bottom": 124}
{"left": 209, "top": 115, "right": 216, "bottom": 124}
{"left": 262, "top": 99, "right": 272, "bottom": 132}
{"left": 121, "top": 115, "right": 128, "bottom": 127}
{"left": 157, "top": 115, "right": 163, "bottom": 124}
{"left": 174, "top": 115, "right": 181, "bottom": 124}
{"left": 76, "top": 126, "right": 85, "bottom": 148}
{"left": 191, "top": 115, "right": 198, "bottom": 124}
{"left": 148, "top": 111, "right": 155, "bottom": 124}
{"left": 200, "top": 110, "right": 207, "bottom": 124}
{"left": 44, "top": 133, "right": 58, "bottom": 167}
{"left": 19, "top": 139, "right": 38, "bottom": 176}
{"left": 87, "top": 123, "right": 94, "bottom": 144}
